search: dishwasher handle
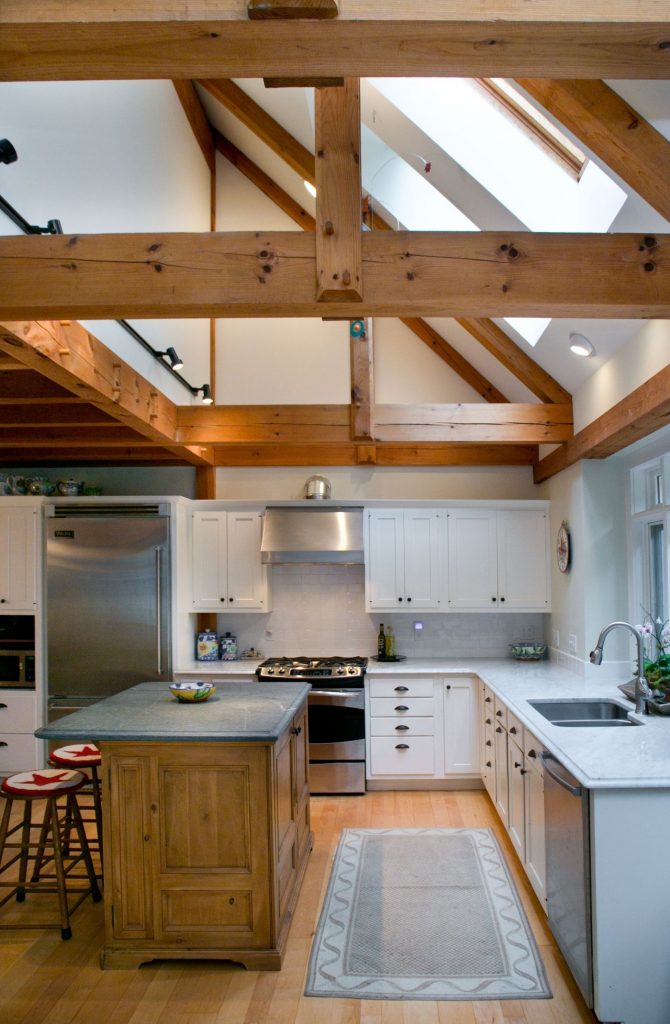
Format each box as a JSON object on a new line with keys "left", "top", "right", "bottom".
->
{"left": 540, "top": 751, "right": 583, "bottom": 797}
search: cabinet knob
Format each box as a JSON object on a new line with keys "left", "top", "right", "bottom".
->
{"left": 485, "top": 739, "right": 492, "bottom": 747}
{"left": 484, "top": 697, "right": 492, "bottom": 703}
{"left": 500, "top": 596, "right": 506, "bottom": 603}
{"left": 0, "top": 599, "right": 5, "bottom": 604}
{"left": 394, "top": 705, "right": 409, "bottom": 712}
{"left": 229, "top": 597, "right": 234, "bottom": 602}
{"left": 520, "top": 768, "right": 528, "bottom": 775}
{"left": 395, "top": 743, "right": 410, "bottom": 750}
{"left": 220, "top": 597, "right": 225, "bottom": 602}
{"left": 485, "top": 717, "right": 492, "bottom": 725}
{"left": 395, "top": 725, "right": 409, "bottom": 731}
{"left": 485, "top": 760, "right": 492, "bottom": 768}
{"left": 514, "top": 761, "right": 522, "bottom": 769}
{"left": 406, "top": 597, "right": 412, "bottom": 602}
{"left": 398, "top": 597, "right": 403, "bottom": 602}
{"left": 394, "top": 685, "right": 409, "bottom": 692}
{"left": 528, "top": 749, "right": 537, "bottom": 758}
{"left": 509, "top": 726, "right": 517, "bottom": 735}
{"left": 491, "top": 596, "right": 497, "bottom": 602}
{"left": 291, "top": 726, "right": 302, "bottom": 736}
{"left": 496, "top": 726, "right": 503, "bottom": 734}
{"left": 445, "top": 684, "right": 451, "bottom": 691}
{"left": 495, "top": 710, "right": 503, "bottom": 717}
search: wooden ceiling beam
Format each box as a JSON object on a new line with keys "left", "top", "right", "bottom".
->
{"left": 247, "top": 0, "right": 339, "bottom": 20}
{"left": 211, "top": 442, "right": 539, "bottom": 467}
{"left": 516, "top": 79, "right": 670, "bottom": 224}
{"left": 0, "top": 319, "right": 212, "bottom": 467}
{"left": 0, "top": 448, "right": 195, "bottom": 465}
{"left": 3, "top": 4, "right": 668, "bottom": 80}
{"left": 213, "top": 99, "right": 518, "bottom": 402}
{"left": 534, "top": 363, "right": 670, "bottom": 483}
{"left": 1, "top": 232, "right": 666, "bottom": 320}
{"left": 315, "top": 78, "right": 362, "bottom": 302}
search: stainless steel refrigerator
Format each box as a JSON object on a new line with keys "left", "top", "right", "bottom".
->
{"left": 46, "top": 505, "right": 171, "bottom": 720}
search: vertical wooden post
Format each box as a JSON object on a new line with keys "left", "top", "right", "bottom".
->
{"left": 315, "top": 78, "right": 362, "bottom": 303}
{"left": 195, "top": 465, "right": 217, "bottom": 499}
{"left": 350, "top": 317, "right": 374, "bottom": 440}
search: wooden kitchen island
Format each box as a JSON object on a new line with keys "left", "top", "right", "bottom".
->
{"left": 36, "top": 681, "right": 312, "bottom": 970}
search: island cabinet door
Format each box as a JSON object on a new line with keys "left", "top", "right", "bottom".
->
{"left": 154, "top": 744, "right": 272, "bottom": 949}
{"left": 106, "top": 751, "right": 155, "bottom": 941}
{"left": 274, "top": 726, "right": 298, "bottom": 923}
{"left": 292, "top": 706, "right": 311, "bottom": 863}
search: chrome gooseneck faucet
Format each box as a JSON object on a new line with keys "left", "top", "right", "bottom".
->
{"left": 589, "top": 621, "right": 652, "bottom": 715}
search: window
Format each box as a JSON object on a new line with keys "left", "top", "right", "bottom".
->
{"left": 630, "top": 456, "right": 670, "bottom": 623}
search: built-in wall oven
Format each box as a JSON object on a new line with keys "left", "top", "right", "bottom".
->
{"left": 0, "top": 616, "right": 35, "bottom": 688}
{"left": 256, "top": 656, "right": 367, "bottom": 794}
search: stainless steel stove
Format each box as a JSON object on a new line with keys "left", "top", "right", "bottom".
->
{"left": 256, "top": 656, "right": 367, "bottom": 795}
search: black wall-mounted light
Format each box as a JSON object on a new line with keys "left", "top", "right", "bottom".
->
{"left": 156, "top": 346, "right": 184, "bottom": 371}
{"left": 194, "top": 384, "right": 213, "bottom": 405}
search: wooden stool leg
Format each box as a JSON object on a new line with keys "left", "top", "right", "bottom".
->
{"left": 49, "top": 797, "right": 72, "bottom": 940}
{"left": 68, "top": 795, "right": 102, "bottom": 904}
{"left": 30, "top": 801, "right": 52, "bottom": 883}
{"left": 0, "top": 797, "right": 12, "bottom": 856}
{"left": 15, "top": 801, "right": 32, "bottom": 903}
{"left": 91, "top": 765, "right": 103, "bottom": 871}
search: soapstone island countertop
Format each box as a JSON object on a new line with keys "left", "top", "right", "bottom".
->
{"left": 36, "top": 680, "right": 310, "bottom": 743}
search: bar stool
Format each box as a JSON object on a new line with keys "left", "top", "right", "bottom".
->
{"left": 49, "top": 744, "right": 103, "bottom": 873}
{"left": 0, "top": 767, "right": 102, "bottom": 939}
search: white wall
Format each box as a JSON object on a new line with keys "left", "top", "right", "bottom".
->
{"left": 0, "top": 81, "right": 212, "bottom": 404}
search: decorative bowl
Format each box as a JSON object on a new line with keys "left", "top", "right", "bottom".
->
{"left": 169, "top": 681, "right": 216, "bottom": 703}
{"left": 509, "top": 642, "right": 547, "bottom": 661}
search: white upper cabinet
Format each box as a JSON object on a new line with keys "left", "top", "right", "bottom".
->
{"left": 447, "top": 508, "right": 549, "bottom": 612}
{"left": 191, "top": 510, "right": 268, "bottom": 612}
{"left": 0, "top": 507, "right": 37, "bottom": 610}
{"left": 366, "top": 509, "right": 441, "bottom": 611}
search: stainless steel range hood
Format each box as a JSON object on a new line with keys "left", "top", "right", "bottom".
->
{"left": 261, "top": 507, "right": 364, "bottom": 565}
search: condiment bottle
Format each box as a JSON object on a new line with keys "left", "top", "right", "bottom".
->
{"left": 377, "top": 623, "right": 386, "bottom": 659}
{"left": 384, "top": 625, "right": 396, "bottom": 659}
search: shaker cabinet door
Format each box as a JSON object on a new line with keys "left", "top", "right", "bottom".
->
{"left": 0, "top": 508, "right": 37, "bottom": 610}
{"left": 191, "top": 512, "right": 228, "bottom": 609}
{"left": 366, "top": 510, "right": 405, "bottom": 611}
{"left": 497, "top": 511, "right": 549, "bottom": 611}
{"left": 443, "top": 678, "right": 479, "bottom": 774}
{"left": 227, "top": 512, "right": 266, "bottom": 611}
{"left": 446, "top": 510, "right": 498, "bottom": 610}
{"left": 403, "top": 511, "right": 441, "bottom": 610}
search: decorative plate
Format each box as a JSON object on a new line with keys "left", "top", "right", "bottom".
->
{"left": 556, "top": 520, "right": 571, "bottom": 573}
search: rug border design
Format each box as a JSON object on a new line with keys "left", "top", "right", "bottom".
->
{"left": 304, "top": 827, "right": 552, "bottom": 1001}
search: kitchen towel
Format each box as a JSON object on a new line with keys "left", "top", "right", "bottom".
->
{"left": 305, "top": 827, "right": 551, "bottom": 1001}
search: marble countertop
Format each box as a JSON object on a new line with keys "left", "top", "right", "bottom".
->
{"left": 36, "top": 680, "right": 310, "bottom": 743}
{"left": 367, "top": 658, "right": 670, "bottom": 790}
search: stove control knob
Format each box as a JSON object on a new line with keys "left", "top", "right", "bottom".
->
{"left": 267, "top": 668, "right": 275, "bottom": 675}
{"left": 347, "top": 666, "right": 356, "bottom": 674}
{"left": 278, "top": 667, "right": 286, "bottom": 674}
{"left": 337, "top": 667, "right": 345, "bottom": 674}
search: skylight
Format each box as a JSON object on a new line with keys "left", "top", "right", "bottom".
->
{"left": 367, "top": 77, "right": 628, "bottom": 345}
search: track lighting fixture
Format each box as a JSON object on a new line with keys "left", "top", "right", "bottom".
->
{"left": 156, "top": 346, "right": 184, "bottom": 371}
{"left": 195, "top": 384, "right": 213, "bottom": 405}
{"left": 0, "top": 139, "right": 18, "bottom": 165}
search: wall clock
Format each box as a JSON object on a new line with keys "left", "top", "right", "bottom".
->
{"left": 556, "top": 520, "right": 571, "bottom": 573}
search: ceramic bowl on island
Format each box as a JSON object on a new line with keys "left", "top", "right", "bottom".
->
{"left": 509, "top": 641, "right": 547, "bottom": 661}
{"left": 169, "top": 681, "right": 216, "bottom": 703}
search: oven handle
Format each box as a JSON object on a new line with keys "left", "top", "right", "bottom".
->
{"left": 308, "top": 689, "right": 365, "bottom": 708}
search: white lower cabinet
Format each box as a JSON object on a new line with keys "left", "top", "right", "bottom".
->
{"left": 366, "top": 675, "right": 479, "bottom": 782}
{"left": 479, "top": 682, "right": 546, "bottom": 910}
{"left": 0, "top": 691, "right": 42, "bottom": 775}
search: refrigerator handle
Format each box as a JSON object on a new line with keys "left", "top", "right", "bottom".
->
{"left": 156, "top": 546, "right": 162, "bottom": 676}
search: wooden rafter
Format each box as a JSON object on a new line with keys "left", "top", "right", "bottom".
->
{"left": 2, "top": 3, "right": 669, "bottom": 80}
{"left": 172, "top": 80, "right": 215, "bottom": 173}
{"left": 0, "top": 320, "right": 213, "bottom": 466}
{"left": 516, "top": 79, "right": 670, "bottom": 224}
{"left": 210, "top": 443, "right": 538, "bottom": 467}
{"left": 534, "top": 363, "right": 670, "bottom": 484}
{"left": 206, "top": 81, "right": 566, "bottom": 402}
{"left": 0, "top": 231, "right": 666, "bottom": 320}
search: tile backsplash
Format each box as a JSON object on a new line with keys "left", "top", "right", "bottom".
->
{"left": 214, "top": 564, "right": 547, "bottom": 659}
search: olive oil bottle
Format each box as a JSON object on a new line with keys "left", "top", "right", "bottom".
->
{"left": 377, "top": 623, "right": 386, "bottom": 659}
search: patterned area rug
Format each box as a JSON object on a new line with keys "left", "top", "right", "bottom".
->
{"left": 305, "top": 828, "right": 551, "bottom": 1001}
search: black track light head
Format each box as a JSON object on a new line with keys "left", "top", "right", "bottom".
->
{"left": 157, "top": 346, "right": 184, "bottom": 371}
{"left": 197, "top": 383, "right": 213, "bottom": 405}
{"left": 0, "top": 140, "right": 17, "bottom": 165}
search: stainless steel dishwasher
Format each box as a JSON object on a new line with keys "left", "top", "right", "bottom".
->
{"left": 541, "top": 751, "right": 593, "bottom": 1009}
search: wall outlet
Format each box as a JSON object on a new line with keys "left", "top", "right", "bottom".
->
{"left": 552, "top": 629, "right": 560, "bottom": 648}
{"left": 568, "top": 633, "right": 577, "bottom": 654}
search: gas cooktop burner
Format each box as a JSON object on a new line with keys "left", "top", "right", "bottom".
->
{"left": 256, "top": 655, "right": 367, "bottom": 682}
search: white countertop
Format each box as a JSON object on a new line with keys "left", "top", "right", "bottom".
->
{"left": 368, "top": 658, "right": 670, "bottom": 791}
{"left": 176, "top": 656, "right": 670, "bottom": 789}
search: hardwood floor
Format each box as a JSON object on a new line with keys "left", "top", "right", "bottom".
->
{"left": 0, "top": 790, "right": 597, "bottom": 1024}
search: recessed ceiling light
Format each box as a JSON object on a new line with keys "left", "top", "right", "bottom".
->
{"left": 303, "top": 180, "right": 317, "bottom": 198}
{"left": 569, "top": 332, "right": 595, "bottom": 357}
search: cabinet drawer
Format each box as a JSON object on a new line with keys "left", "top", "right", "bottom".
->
{"left": 370, "top": 736, "right": 435, "bottom": 776}
{"left": 493, "top": 697, "right": 508, "bottom": 730}
{"left": 481, "top": 684, "right": 495, "bottom": 712}
{"left": 524, "top": 730, "right": 543, "bottom": 766}
{"left": 368, "top": 678, "right": 434, "bottom": 699}
{"left": 369, "top": 697, "right": 434, "bottom": 718}
{"left": 0, "top": 732, "right": 42, "bottom": 774}
{"left": 0, "top": 692, "right": 38, "bottom": 733}
{"left": 370, "top": 716, "right": 434, "bottom": 737}
{"left": 482, "top": 726, "right": 495, "bottom": 761}
{"left": 507, "top": 709, "right": 524, "bottom": 742}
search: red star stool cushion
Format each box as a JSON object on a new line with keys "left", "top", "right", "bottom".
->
{"left": 1, "top": 767, "right": 86, "bottom": 798}
{"left": 49, "top": 744, "right": 101, "bottom": 768}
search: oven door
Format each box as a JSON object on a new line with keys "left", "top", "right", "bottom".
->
{"left": 0, "top": 650, "right": 35, "bottom": 688}
{"left": 307, "top": 687, "right": 365, "bottom": 762}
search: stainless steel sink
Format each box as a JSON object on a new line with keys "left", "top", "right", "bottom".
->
{"left": 528, "top": 699, "right": 641, "bottom": 727}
